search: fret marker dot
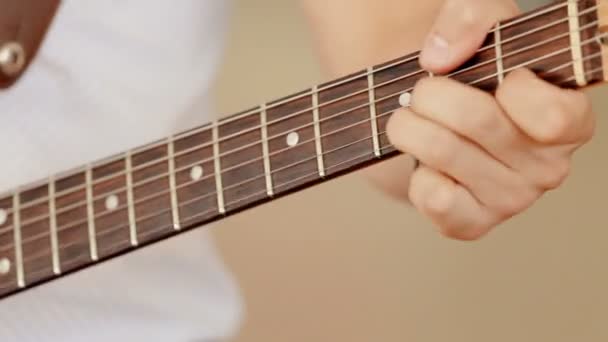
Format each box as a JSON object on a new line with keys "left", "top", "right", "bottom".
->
{"left": 0, "top": 209, "right": 6, "bottom": 226}
{"left": 190, "top": 166, "right": 204, "bottom": 181}
{"left": 399, "top": 92, "right": 412, "bottom": 107}
{"left": 286, "top": 132, "right": 299, "bottom": 147}
{"left": 0, "top": 258, "right": 10, "bottom": 275}
{"left": 105, "top": 195, "right": 119, "bottom": 211}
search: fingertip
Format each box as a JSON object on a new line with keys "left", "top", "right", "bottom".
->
{"left": 418, "top": 32, "right": 490, "bottom": 75}
{"left": 504, "top": 67, "right": 537, "bottom": 82}
{"left": 419, "top": 32, "right": 451, "bottom": 73}
{"left": 425, "top": 181, "right": 456, "bottom": 217}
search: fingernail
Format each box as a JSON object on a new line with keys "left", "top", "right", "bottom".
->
{"left": 421, "top": 33, "right": 450, "bottom": 68}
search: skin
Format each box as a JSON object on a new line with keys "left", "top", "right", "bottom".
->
{"left": 300, "top": 0, "right": 596, "bottom": 240}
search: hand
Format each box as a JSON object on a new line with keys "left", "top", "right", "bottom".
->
{"left": 386, "top": 0, "right": 596, "bottom": 240}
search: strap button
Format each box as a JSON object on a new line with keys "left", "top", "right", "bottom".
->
{"left": 0, "top": 41, "right": 26, "bottom": 77}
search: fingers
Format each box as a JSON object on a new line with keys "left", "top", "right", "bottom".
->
{"left": 386, "top": 107, "right": 531, "bottom": 211}
{"left": 419, "top": 0, "right": 519, "bottom": 73}
{"left": 410, "top": 75, "right": 532, "bottom": 169}
{"left": 408, "top": 165, "right": 495, "bottom": 240}
{"left": 497, "top": 68, "right": 596, "bottom": 146}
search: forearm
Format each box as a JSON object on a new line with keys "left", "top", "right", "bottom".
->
{"left": 300, "top": 0, "right": 443, "bottom": 201}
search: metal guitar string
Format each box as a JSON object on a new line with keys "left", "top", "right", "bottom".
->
{"left": 0, "top": 26, "right": 603, "bottom": 257}
{"left": 0, "top": 14, "right": 601, "bottom": 237}
{"left": 0, "top": 22, "right": 602, "bottom": 244}
{"left": 8, "top": 55, "right": 603, "bottom": 284}
{"left": 4, "top": 42, "right": 605, "bottom": 274}
{"left": 0, "top": 0, "right": 592, "bottom": 216}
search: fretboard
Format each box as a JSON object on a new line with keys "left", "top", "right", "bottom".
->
{"left": 0, "top": 0, "right": 606, "bottom": 300}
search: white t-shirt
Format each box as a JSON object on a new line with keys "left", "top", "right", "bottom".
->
{"left": 0, "top": 1, "right": 242, "bottom": 341}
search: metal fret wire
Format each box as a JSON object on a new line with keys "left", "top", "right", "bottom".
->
{"left": 0, "top": 32, "right": 604, "bottom": 255}
{"left": 0, "top": 21, "right": 601, "bottom": 239}
{"left": 10, "top": 57, "right": 606, "bottom": 275}
{"left": 2, "top": 45, "right": 604, "bottom": 266}
{"left": 0, "top": 14, "right": 600, "bottom": 232}
{"left": 0, "top": 0, "right": 589, "bottom": 216}
{"left": 0, "top": 9, "right": 604, "bottom": 283}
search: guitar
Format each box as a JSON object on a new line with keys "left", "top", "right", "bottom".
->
{"left": 0, "top": 0, "right": 606, "bottom": 301}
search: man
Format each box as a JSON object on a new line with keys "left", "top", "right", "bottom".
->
{"left": 0, "top": 0, "right": 594, "bottom": 341}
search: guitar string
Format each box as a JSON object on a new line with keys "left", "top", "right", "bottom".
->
{"left": 0, "top": 30, "right": 602, "bottom": 248}
{"left": 0, "top": 1, "right": 594, "bottom": 214}
{"left": 9, "top": 57, "right": 605, "bottom": 279}
{"left": 12, "top": 134, "right": 389, "bottom": 266}
{"left": 1, "top": 6, "right": 593, "bottom": 220}
{"left": 3, "top": 62, "right": 604, "bottom": 281}
{"left": 0, "top": 25, "right": 601, "bottom": 241}
{"left": 0, "top": 17, "right": 597, "bottom": 234}
{"left": 0, "top": 49, "right": 603, "bottom": 264}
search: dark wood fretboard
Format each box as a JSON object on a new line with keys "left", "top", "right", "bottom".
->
{"left": 0, "top": 0, "right": 606, "bottom": 300}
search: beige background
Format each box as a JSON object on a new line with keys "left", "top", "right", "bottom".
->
{"left": 211, "top": 1, "right": 608, "bottom": 341}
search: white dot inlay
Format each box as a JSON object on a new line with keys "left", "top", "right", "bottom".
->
{"left": 105, "top": 195, "right": 119, "bottom": 211}
{"left": 286, "top": 132, "right": 300, "bottom": 147}
{"left": 0, "top": 209, "right": 7, "bottom": 226}
{"left": 190, "top": 165, "right": 204, "bottom": 181}
{"left": 0, "top": 258, "right": 10, "bottom": 275}
{"left": 399, "top": 92, "right": 412, "bottom": 107}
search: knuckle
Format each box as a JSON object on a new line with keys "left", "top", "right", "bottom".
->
{"left": 536, "top": 102, "right": 571, "bottom": 143}
{"left": 540, "top": 160, "right": 571, "bottom": 190}
{"left": 463, "top": 107, "right": 498, "bottom": 134}
{"left": 425, "top": 131, "right": 456, "bottom": 168}
{"left": 424, "top": 184, "right": 454, "bottom": 217}
{"left": 495, "top": 188, "right": 537, "bottom": 218}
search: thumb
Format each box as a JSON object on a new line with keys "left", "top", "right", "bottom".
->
{"left": 419, "top": 0, "right": 520, "bottom": 74}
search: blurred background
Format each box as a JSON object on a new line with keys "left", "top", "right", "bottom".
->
{"left": 211, "top": 0, "right": 608, "bottom": 341}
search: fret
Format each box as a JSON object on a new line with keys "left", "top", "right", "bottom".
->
{"left": 19, "top": 185, "right": 53, "bottom": 285}
{"left": 260, "top": 104, "right": 274, "bottom": 197}
{"left": 266, "top": 89, "right": 320, "bottom": 193}
{"left": 500, "top": 3, "right": 574, "bottom": 85}
{"left": 367, "top": 67, "right": 381, "bottom": 157}
{"left": 372, "top": 53, "right": 426, "bottom": 153}
{"left": 318, "top": 70, "right": 376, "bottom": 176}
{"left": 494, "top": 22, "right": 505, "bottom": 83}
{"left": 125, "top": 151, "right": 138, "bottom": 246}
{"left": 576, "top": 0, "right": 604, "bottom": 84}
{"left": 312, "top": 86, "right": 326, "bottom": 177}
{"left": 218, "top": 113, "right": 267, "bottom": 212}
{"left": 47, "top": 177, "right": 60, "bottom": 275}
{"left": 167, "top": 138, "right": 181, "bottom": 230}
{"left": 212, "top": 123, "right": 226, "bottom": 214}
{"left": 568, "top": 0, "right": 587, "bottom": 86}
{"left": 85, "top": 167, "right": 98, "bottom": 260}
{"left": 55, "top": 172, "right": 92, "bottom": 272}
{"left": 13, "top": 193, "right": 23, "bottom": 288}
{"left": 131, "top": 143, "right": 174, "bottom": 243}
{"left": 0, "top": 195, "right": 18, "bottom": 295}
{"left": 92, "top": 158, "right": 131, "bottom": 258}
{"left": 451, "top": 32, "right": 499, "bottom": 91}
{"left": 174, "top": 125, "right": 219, "bottom": 226}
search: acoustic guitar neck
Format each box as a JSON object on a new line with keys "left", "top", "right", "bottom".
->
{"left": 0, "top": 0, "right": 607, "bottom": 301}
